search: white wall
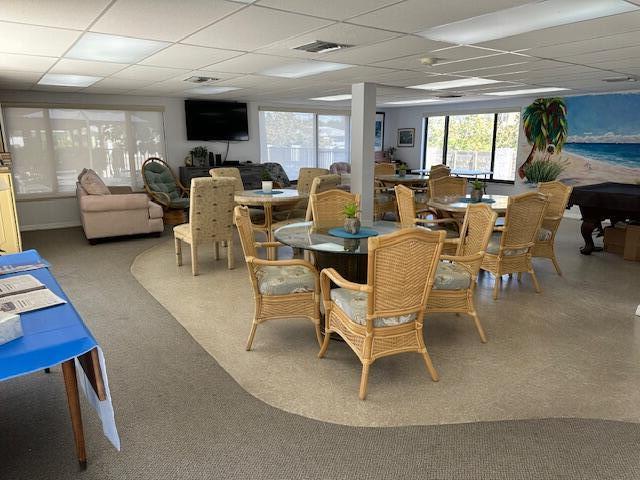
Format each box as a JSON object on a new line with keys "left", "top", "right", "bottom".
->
{"left": 0, "top": 89, "right": 261, "bottom": 230}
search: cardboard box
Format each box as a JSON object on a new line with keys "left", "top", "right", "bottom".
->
{"left": 604, "top": 225, "right": 626, "bottom": 255}
{"left": 624, "top": 225, "right": 640, "bottom": 261}
{"left": 0, "top": 312, "right": 23, "bottom": 346}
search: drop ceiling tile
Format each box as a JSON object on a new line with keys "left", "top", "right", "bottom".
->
{"left": 316, "top": 35, "right": 449, "bottom": 65}
{"left": 567, "top": 45, "right": 640, "bottom": 65}
{"left": 0, "top": 53, "right": 57, "bottom": 72}
{"left": 140, "top": 44, "right": 244, "bottom": 69}
{"left": 255, "top": 0, "right": 400, "bottom": 21}
{"left": 111, "top": 65, "right": 191, "bottom": 82}
{"left": 374, "top": 70, "right": 441, "bottom": 87}
{"left": 525, "top": 31, "right": 640, "bottom": 60}
{"left": 0, "top": 21, "right": 80, "bottom": 57}
{"left": 0, "top": 0, "right": 110, "bottom": 30}
{"left": 49, "top": 59, "right": 129, "bottom": 76}
{"left": 478, "top": 10, "right": 640, "bottom": 51}
{"left": 91, "top": 0, "right": 244, "bottom": 42}
{"left": 255, "top": 23, "right": 398, "bottom": 59}
{"left": 309, "top": 65, "right": 395, "bottom": 83}
{"left": 81, "top": 85, "right": 133, "bottom": 94}
{"left": 348, "top": 0, "right": 532, "bottom": 33}
{"left": 31, "top": 84, "right": 84, "bottom": 93}
{"left": 202, "top": 53, "right": 301, "bottom": 74}
{"left": 0, "top": 70, "right": 43, "bottom": 86}
{"left": 90, "top": 77, "right": 157, "bottom": 89}
{"left": 183, "top": 6, "right": 332, "bottom": 51}
{"left": 449, "top": 62, "right": 531, "bottom": 76}
{"left": 430, "top": 53, "right": 531, "bottom": 74}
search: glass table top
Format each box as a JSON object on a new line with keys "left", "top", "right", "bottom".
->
{"left": 274, "top": 221, "right": 401, "bottom": 255}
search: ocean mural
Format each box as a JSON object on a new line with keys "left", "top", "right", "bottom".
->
{"left": 548, "top": 93, "right": 640, "bottom": 185}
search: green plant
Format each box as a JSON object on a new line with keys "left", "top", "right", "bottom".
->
{"left": 520, "top": 97, "right": 567, "bottom": 178}
{"left": 471, "top": 179, "right": 485, "bottom": 190}
{"left": 190, "top": 146, "right": 208, "bottom": 158}
{"left": 343, "top": 202, "right": 359, "bottom": 218}
{"left": 523, "top": 159, "right": 565, "bottom": 183}
{"left": 398, "top": 163, "right": 407, "bottom": 173}
{"left": 260, "top": 169, "right": 272, "bottom": 181}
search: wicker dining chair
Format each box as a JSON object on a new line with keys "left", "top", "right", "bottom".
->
{"left": 533, "top": 181, "right": 573, "bottom": 275}
{"left": 480, "top": 192, "right": 549, "bottom": 300}
{"left": 319, "top": 228, "right": 446, "bottom": 400}
{"left": 174, "top": 177, "right": 235, "bottom": 276}
{"left": 428, "top": 176, "right": 467, "bottom": 199}
{"left": 395, "top": 184, "right": 459, "bottom": 254}
{"left": 234, "top": 206, "right": 322, "bottom": 350}
{"left": 429, "top": 164, "right": 451, "bottom": 181}
{"left": 426, "top": 203, "right": 498, "bottom": 343}
{"left": 374, "top": 162, "right": 396, "bottom": 176}
{"left": 310, "top": 189, "right": 361, "bottom": 229}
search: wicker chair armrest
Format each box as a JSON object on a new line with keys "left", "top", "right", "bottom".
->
{"left": 246, "top": 256, "right": 317, "bottom": 271}
{"left": 416, "top": 207, "right": 440, "bottom": 217}
{"left": 544, "top": 215, "right": 563, "bottom": 221}
{"left": 493, "top": 226, "right": 505, "bottom": 232}
{"left": 440, "top": 252, "right": 484, "bottom": 275}
{"left": 415, "top": 217, "right": 457, "bottom": 225}
{"left": 320, "top": 268, "right": 371, "bottom": 293}
{"left": 254, "top": 241, "right": 283, "bottom": 249}
{"left": 147, "top": 190, "right": 171, "bottom": 207}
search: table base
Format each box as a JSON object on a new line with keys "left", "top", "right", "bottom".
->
{"left": 314, "top": 251, "right": 368, "bottom": 284}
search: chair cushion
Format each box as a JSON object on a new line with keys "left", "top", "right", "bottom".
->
{"left": 486, "top": 233, "right": 528, "bottom": 256}
{"left": 173, "top": 222, "right": 191, "bottom": 240}
{"left": 144, "top": 162, "right": 180, "bottom": 200}
{"left": 330, "top": 288, "right": 417, "bottom": 328}
{"left": 169, "top": 198, "right": 190, "bottom": 209}
{"left": 255, "top": 265, "right": 315, "bottom": 296}
{"left": 78, "top": 168, "right": 110, "bottom": 195}
{"left": 434, "top": 261, "right": 472, "bottom": 290}
{"left": 537, "top": 227, "right": 553, "bottom": 242}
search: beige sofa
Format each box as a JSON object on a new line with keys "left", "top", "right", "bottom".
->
{"left": 77, "top": 183, "right": 164, "bottom": 242}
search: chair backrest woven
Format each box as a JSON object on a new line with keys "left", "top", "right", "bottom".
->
{"left": 142, "top": 157, "right": 180, "bottom": 199}
{"left": 329, "top": 162, "right": 350, "bottom": 175}
{"left": 394, "top": 184, "right": 417, "bottom": 227}
{"left": 429, "top": 164, "right": 451, "bottom": 181}
{"left": 429, "top": 176, "right": 467, "bottom": 198}
{"left": 305, "top": 175, "right": 342, "bottom": 220}
{"left": 310, "top": 189, "right": 360, "bottom": 229}
{"left": 297, "top": 168, "right": 329, "bottom": 194}
{"left": 374, "top": 163, "right": 395, "bottom": 176}
{"left": 234, "top": 205, "right": 257, "bottom": 259}
{"left": 367, "top": 228, "right": 445, "bottom": 319}
{"left": 458, "top": 203, "right": 498, "bottom": 257}
{"left": 210, "top": 167, "right": 244, "bottom": 192}
{"left": 189, "top": 177, "right": 235, "bottom": 243}
{"left": 501, "top": 192, "right": 549, "bottom": 250}
{"left": 538, "top": 181, "right": 572, "bottom": 218}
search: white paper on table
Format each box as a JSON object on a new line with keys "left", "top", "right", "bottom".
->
{"left": 0, "top": 274, "right": 44, "bottom": 297}
{"left": 0, "top": 289, "right": 66, "bottom": 314}
{"left": 312, "top": 242, "right": 345, "bottom": 252}
{"left": 75, "top": 347, "right": 121, "bottom": 450}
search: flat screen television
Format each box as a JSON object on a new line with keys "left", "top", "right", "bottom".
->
{"left": 185, "top": 100, "right": 249, "bottom": 141}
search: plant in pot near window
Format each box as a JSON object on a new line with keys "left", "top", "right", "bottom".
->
{"left": 470, "top": 179, "right": 486, "bottom": 202}
{"left": 261, "top": 170, "right": 273, "bottom": 193}
{"left": 397, "top": 163, "right": 407, "bottom": 177}
{"left": 343, "top": 202, "right": 360, "bottom": 234}
{"left": 523, "top": 158, "right": 566, "bottom": 186}
{"left": 190, "top": 146, "right": 208, "bottom": 167}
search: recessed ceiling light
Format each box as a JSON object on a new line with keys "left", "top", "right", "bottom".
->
{"left": 38, "top": 73, "right": 102, "bottom": 87}
{"left": 385, "top": 99, "right": 440, "bottom": 105}
{"left": 309, "top": 94, "right": 352, "bottom": 101}
{"left": 419, "top": 0, "right": 637, "bottom": 45}
{"left": 408, "top": 77, "right": 500, "bottom": 90}
{"left": 66, "top": 32, "right": 169, "bottom": 63}
{"left": 484, "top": 87, "right": 569, "bottom": 96}
{"left": 186, "top": 86, "right": 241, "bottom": 94}
{"left": 259, "top": 61, "right": 352, "bottom": 78}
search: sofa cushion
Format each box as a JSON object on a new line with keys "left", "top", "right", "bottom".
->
{"left": 148, "top": 201, "right": 163, "bottom": 219}
{"left": 255, "top": 265, "right": 315, "bottom": 296}
{"left": 487, "top": 233, "right": 529, "bottom": 256}
{"left": 537, "top": 227, "right": 553, "bottom": 242}
{"left": 78, "top": 168, "right": 110, "bottom": 195}
{"left": 434, "top": 261, "right": 472, "bottom": 290}
{"left": 330, "top": 288, "right": 417, "bottom": 328}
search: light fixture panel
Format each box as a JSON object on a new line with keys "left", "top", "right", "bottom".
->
{"left": 186, "top": 86, "right": 241, "bottom": 94}
{"left": 484, "top": 87, "right": 569, "bottom": 96}
{"left": 38, "top": 73, "right": 103, "bottom": 87}
{"left": 260, "top": 61, "right": 351, "bottom": 78}
{"left": 408, "top": 77, "right": 500, "bottom": 90}
{"left": 309, "top": 94, "right": 352, "bottom": 101}
{"left": 66, "top": 32, "right": 169, "bottom": 63}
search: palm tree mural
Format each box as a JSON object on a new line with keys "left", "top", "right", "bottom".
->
{"left": 518, "top": 97, "right": 568, "bottom": 179}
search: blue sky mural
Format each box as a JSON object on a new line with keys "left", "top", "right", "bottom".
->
{"left": 565, "top": 93, "right": 640, "bottom": 143}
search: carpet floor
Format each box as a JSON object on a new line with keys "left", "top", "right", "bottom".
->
{"left": 0, "top": 227, "right": 639, "bottom": 479}
{"left": 131, "top": 219, "right": 640, "bottom": 426}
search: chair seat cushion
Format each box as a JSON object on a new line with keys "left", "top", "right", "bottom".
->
{"left": 537, "top": 227, "right": 552, "bottom": 242}
{"left": 487, "top": 233, "right": 528, "bottom": 256}
{"left": 434, "top": 261, "right": 472, "bottom": 290}
{"left": 173, "top": 222, "right": 191, "bottom": 240}
{"left": 330, "top": 288, "right": 416, "bottom": 328}
{"left": 255, "top": 265, "right": 315, "bottom": 296}
{"left": 169, "top": 198, "right": 190, "bottom": 209}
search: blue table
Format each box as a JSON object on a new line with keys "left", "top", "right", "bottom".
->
{"left": 0, "top": 250, "right": 119, "bottom": 466}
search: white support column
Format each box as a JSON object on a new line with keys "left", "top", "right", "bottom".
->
{"left": 350, "top": 82, "right": 376, "bottom": 226}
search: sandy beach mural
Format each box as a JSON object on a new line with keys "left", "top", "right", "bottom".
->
{"left": 520, "top": 93, "right": 640, "bottom": 186}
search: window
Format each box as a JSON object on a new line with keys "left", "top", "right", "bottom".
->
{"left": 422, "top": 111, "right": 520, "bottom": 182}
{"left": 3, "top": 106, "right": 166, "bottom": 197}
{"left": 259, "top": 110, "right": 350, "bottom": 180}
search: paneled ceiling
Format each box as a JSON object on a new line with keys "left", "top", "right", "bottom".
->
{"left": 1, "top": 0, "right": 639, "bottom": 106}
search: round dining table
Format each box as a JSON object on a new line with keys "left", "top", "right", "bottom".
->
{"left": 234, "top": 188, "right": 306, "bottom": 241}
{"left": 375, "top": 174, "right": 430, "bottom": 187}
{"left": 274, "top": 220, "right": 401, "bottom": 283}
{"left": 428, "top": 194, "right": 509, "bottom": 215}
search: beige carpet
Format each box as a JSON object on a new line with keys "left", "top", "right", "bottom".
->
{"left": 131, "top": 219, "right": 640, "bottom": 427}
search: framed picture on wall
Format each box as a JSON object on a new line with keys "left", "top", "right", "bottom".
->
{"left": 374, "top": 112, "right": 385, "bottom": 151}
{"left": 397, "top": 128, "right": 415, "bottom": 147}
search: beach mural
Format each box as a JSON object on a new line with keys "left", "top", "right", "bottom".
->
{"left": 519, "top": 93, "right": 640, "bottom": 186}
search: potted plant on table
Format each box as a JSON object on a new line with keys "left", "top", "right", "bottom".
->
{"left": 397, "top": 163, "right": 407, "bottom": 177}
{"left": 470, "top": 179, "right": 486, "bottom": 202}
{"left": 343, "top": 202, "right": 360, "bottom": 234}
{"left": 190, "top": 146, "right": 208, "bottom": 167}
{"left": 261, "top": 170, "right": 273, "bottom": 193}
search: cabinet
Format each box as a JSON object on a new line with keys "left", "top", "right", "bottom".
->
{"left": 0, "top": 168, "right": 21, "bottom": 254}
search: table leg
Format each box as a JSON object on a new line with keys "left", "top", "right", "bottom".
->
{"left": 61, "top": 359, "right": 87, "bottom": 468}
{"left": 264, "top": 204, "right": 276, "bottom": 260}
{"left": 580, "top": 219, "right": 603, "bottom": 255}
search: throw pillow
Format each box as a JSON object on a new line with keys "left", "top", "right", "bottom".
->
{"left": 78, "top": 168, "right": 110, "bottom": 195}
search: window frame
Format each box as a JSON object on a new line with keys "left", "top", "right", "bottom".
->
{"left": 1, "top": 102, "right": 167, "bottom": 200}
{"left": 422, "top": 109, "right": 520, "bottom": 184}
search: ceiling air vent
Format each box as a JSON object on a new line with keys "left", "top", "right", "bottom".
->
{"left": 293, "top": 40, "right": 353, "bottom": 54}
{"left": 184, "top": 76, "right": 219, "bottom": 84}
